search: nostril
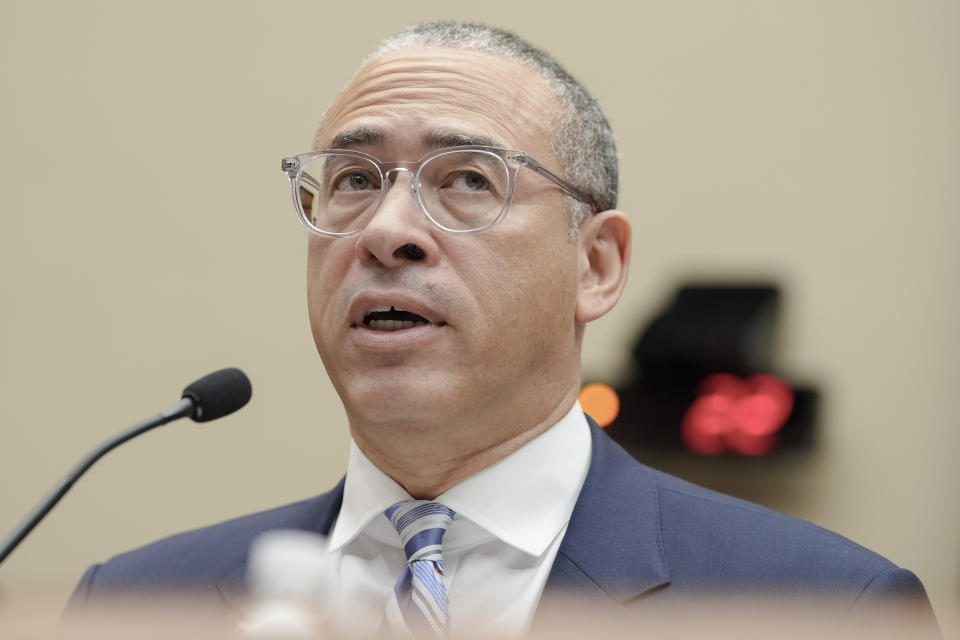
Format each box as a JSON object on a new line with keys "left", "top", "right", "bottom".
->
{"left": 395, "top": 243, "right": 426, "bottom": 261}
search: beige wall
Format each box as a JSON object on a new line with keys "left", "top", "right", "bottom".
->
{"left": 1, "top": 0, "right": 956, "bottom": 630}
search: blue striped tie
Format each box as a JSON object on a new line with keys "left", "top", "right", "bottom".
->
{"left": 384, "top": 501, "right": 457, "bottom": 639}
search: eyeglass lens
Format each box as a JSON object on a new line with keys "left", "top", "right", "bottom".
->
{"left": 297, "top": 149, "right": 510, "bottom": 233}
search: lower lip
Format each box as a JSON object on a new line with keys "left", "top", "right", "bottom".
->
{"left": 350, "top": 323, "right": 446, "bottom": 350}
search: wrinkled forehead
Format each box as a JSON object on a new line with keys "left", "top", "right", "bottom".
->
{"left": 315, "top": 47, "right": 558, "bottom": 161}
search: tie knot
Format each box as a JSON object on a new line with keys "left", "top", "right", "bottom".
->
{"left": 385, "top": 501, "right": 457, "bottom": 564}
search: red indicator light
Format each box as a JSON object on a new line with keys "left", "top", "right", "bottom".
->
{"left": 682, "top": 374, "right": 794, "bottom": 456}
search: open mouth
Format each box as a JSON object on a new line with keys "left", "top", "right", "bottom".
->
{"left": 359, "top": 306, "right": 444, "bottom": 332}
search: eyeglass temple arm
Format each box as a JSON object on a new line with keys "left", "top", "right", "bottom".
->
{"left": 516, "top": 155, "right": 600, "bottom": 213}
{"left": 281, "top": 158, "right": 323, "bottom": 192}
{"left": 282, "top": 158, "right": 322, "bottom": 188}
{"left": 300, "top": 173, "right": 322, "bottom": 191}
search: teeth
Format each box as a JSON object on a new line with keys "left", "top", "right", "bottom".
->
{"left": 360, "top": 304, "right": 437, "bottom": 331}
{"left": 368, "top": 319, "right": 428, "bottom": 331}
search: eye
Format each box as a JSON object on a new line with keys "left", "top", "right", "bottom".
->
{"left": 334, "top": 170, "right": 378, "bottom": 191}
{"left": 447, "top": 171, "right": 490, "bottom": 192}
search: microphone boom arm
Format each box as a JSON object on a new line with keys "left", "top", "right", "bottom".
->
{"left": 0, "top": 397, "right": 195, "bottom": 566}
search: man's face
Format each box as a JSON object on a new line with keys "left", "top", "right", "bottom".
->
{"left": 307, "top": 48, "right": 585, "bottom": 443}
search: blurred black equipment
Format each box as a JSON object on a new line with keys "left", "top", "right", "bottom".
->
{"left": 603, "top": 284, "right": 818, "bottom": 456}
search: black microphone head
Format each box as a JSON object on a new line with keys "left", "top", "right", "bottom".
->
{"left": 181, "top": 368, "right": 252, "bottom": 422}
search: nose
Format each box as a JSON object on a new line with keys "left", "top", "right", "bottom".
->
{"left": 355, "top": 169, "right": 439, "bottom": 268}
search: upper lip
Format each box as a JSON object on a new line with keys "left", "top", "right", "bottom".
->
{"left": 348, "top": 292, "right": 444, "bottom": 327}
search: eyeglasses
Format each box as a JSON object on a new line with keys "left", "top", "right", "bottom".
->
{"left": 280, "top": 145, "right": 598, "bottom": 237}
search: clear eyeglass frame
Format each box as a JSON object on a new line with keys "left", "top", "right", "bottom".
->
{"left": 280, "top": 145, "right": 598, "bottom": 238}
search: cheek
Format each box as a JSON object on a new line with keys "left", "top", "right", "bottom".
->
{"left": 467, "top": 233, "right": 579, "bottom": 335}
{"left": 306, "top": 240, "right": 350, "bottom": 341}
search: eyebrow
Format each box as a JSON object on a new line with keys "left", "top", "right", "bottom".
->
{"left": 423, "top": 129, "right": 502, "bottom": 149}
{"left": 326, "top": 127, "right": 385, "bottom": 150}
{"left": 323, "top": 127, "right": 505, "bottom": 152}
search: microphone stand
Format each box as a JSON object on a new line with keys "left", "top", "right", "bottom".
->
{"left": 0, "top": 398, "right": 195, "bottom": 566}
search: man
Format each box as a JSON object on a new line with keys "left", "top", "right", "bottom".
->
{"left": 69, "top": 22, "right": 936, "bottom": 637}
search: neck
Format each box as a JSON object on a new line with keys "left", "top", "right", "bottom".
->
{"left": 349, "top": 386, "right": 581, "bottom": 499}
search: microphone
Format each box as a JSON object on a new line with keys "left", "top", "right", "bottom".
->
{"left": 182, "top": 367, "right": 252, "bottom": 422}
{"left": 0, "top": 367, "right": 252, "bottom": 566}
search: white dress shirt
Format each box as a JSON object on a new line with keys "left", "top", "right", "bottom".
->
{"left": 324, "top": 402, "right": 592, "bottom": 638}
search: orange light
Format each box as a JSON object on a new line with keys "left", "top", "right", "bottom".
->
{"left": 579, "top": 383, "right": 620, "bottom": 427}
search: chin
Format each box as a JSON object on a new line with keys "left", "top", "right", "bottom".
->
{"left": 343, "top": 375, "right": 463, "bottom": 428}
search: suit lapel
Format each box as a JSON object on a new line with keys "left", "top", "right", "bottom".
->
{"left": 544, "top": 416, "right": 671, "bottom": 603}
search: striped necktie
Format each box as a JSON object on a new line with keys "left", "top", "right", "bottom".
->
{"left": 383, "top": 501, "right": 457, "bottom": 639}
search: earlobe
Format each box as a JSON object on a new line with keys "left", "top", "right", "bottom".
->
{"left": 575, "top": 210, "right": 632, "bottom": 323}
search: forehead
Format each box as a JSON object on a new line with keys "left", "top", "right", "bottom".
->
{"left": 315, "top": 47, "right": 558, "bottom": 158}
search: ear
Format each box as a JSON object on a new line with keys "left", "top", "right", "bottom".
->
{"left": 575, "top": 210, "right": 631, "bottom": 323}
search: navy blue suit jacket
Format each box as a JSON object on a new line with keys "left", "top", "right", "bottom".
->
{"left": 69, "top": 417, "right": 935, "bottom": 624}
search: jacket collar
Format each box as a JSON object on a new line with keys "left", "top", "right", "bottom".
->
{"left": 544, "top": 416, "right": 671, "bottom": 603}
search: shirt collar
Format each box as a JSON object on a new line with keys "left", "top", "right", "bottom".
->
{"left": 328, "top": 402, "right": 591, "bottom": 558}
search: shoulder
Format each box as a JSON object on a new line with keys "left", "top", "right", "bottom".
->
{"left": 637, "top": 467, "right": 934, "bottom": 629}
{"left": 72, "top": 481, "right": 344, "bottom": 594}
{"left": 646, "top": 467, "right": 899, "bottom": 588}
{"left": 586, "top": 422, "right": 922, "bottom": 597}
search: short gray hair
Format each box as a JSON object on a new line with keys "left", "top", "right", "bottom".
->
{"left": 367, "top": 22, "right": 618, "bottom": 234}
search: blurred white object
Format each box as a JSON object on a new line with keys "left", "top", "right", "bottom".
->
{"left": 240, "top": 529, "right": 334, "bottom": 637}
